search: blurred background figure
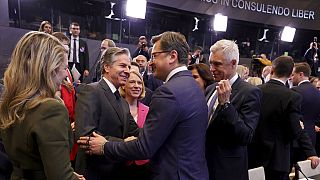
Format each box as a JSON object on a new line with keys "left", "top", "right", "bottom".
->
{"left": 133, "top": 55, "right": 148, "bottom": 75}
{"left": 247, "top": 77, "right": 262, "bottom": 86}
{"left": 304, "top": 40, "right": 320, "bottom": 77}
{"left": 261, "top": 65, "right": 272, "bottom": 83}
{"left": 119, "top": 70, "right": 151, "bottom": 179}
{"left": 132, "top": 35, "right": 150, "bottom": 60}
{"left": 38, "top": 20, "right": 52, "bottom": 34}
{"left": 236, "top": 64, "right": 250, "bottom": 81}
{"left": 131, "top": 62, "right": 153, "bottom": 106}
{"left": 189, "top": 46, "right": 203, "bottom": 65}
{"left": 0, "top": 31, "right": 83, "bottom": 179}
{"left": 92, "top": 38, "right": 116, "bottom": 82}
{"left": 310, "top": 76, "right": 319, "bottom": 87}
{"left": 187, "top": 63, "right": 214, "bottom": 92}
{"left": 68, "top": 22, "right": 90, "bottom": 83}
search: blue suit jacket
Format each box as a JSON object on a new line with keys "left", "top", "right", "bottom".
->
{"left": 292, "top": 81, "right": 320, "bottom": 146}
{"left": 104, "top": 70, "right": 209, "bottom": 180}
{"left": 205, "top": 77, "right": 262, "bottom": 180}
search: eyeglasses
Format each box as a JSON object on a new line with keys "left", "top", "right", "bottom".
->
{"left": 151, "top": 51, "right": 170, "bottom": 60}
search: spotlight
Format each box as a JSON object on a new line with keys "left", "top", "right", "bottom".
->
{"left": 281, "top": 26, "right": 296, "bottom": 42}
{"left": 126, "top": 0, "right": 147, "bottom": 19}
{"left": 213, "top": 14, "right": 228, "bottom": 32}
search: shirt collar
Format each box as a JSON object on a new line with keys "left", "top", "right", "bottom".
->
{"left": 229, "top": 73, "right": 238, "bottom": 86}
{"left": 103, "top": 77, "right": 117, "bottom": 93}
{"left": 298, "top": 79, "right": 310, "bottom": 86}
{"left": 72, "top": 36, "right": 79, "bottom": 41}
{"left": 165, "top": 66, "right": 188, "bottom": 82}
{"left": 271, "top": 78, "right": 286, "bottom": 85}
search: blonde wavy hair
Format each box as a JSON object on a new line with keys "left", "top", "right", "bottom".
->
{"left": 119, "top": 71, "right": 146, "bottom": 100}
{"left": 0, "top": 31, "right": 67, "bottom": 129}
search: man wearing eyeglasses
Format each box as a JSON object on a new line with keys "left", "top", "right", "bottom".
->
{"left": 77, "top": 31, "right": 209, "bottom": 180}
{"left": 68, "top": 22, "right": 89, "bottom": 83}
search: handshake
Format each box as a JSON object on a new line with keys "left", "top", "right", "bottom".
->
{"left": 77, "top": 132, "right": 137, "bottom": 155}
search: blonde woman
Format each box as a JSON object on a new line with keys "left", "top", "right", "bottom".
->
{"left": 0, "top": 31, "right": 84, "bottom": 180}
{"left": 119, "top": 70, "right": 150, "bottom": 179}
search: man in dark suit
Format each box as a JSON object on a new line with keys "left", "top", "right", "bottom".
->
{"left": 304, "top": 42, "right": 320, "bottom": 77}
{"left": 78, "top": 31, "right": 209, "bottom": 180}
{"left": 75, "top": 47, "right": 140, "bottom": 179}
{"left": 205, "top": 39, "right": 262, "bottom": 180}
{"left": 250, "top": 56, "right": 319, "bottom": 180}
{"left": 290, "top": 62, "right": 320, "bottom": 165}
{"left": 68, "top": 22, "right": 89, "bottom": 83}
{"left": 291, "top": 62, "right": 320, "bottom": 146}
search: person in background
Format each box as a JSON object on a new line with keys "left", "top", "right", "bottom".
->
{"left": 310, "top": 76, "right": 319, "bottom": 87}
{"left": 188, "top": 63, "right": 214, "bottom": 92}
{"left": 132, "top": 36, "right": 150, "bottom": 60}
{"left": 304, "top": 41, "right": 320, "bottom": 77}
{"left": 0, "top": 31, "right": 84, "bottom": 179}
{"left": 39, "top": 20, "right": 52, "bottom": 34}
{"left": 250, "top": 56, "right": 319, "bottom": 180}
{"left": 131, "top": 62, "right": 153, "bottom": 106}
{"left": 261, "top": 65, "right": 272, "bottom": 83}
{"left": 119, "top": 70, "right": 151, "bottom": 179}
{"left": 189, "top": 46, "right": 203, "bottom": 64}
{"left": 92, "top": 39, "right": 116, "bottom": 82}
{"left": 68, "top": 22, "right": 90, "bottom": 83}
{"left": 247, "top": 77, "right": 263, "bottom": 86}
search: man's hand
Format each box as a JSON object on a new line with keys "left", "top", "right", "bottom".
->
{"left": 73, "top": 172, "right": 85, "bottom": 180}
{"left": 77, "top": 132, "right": 108, "bottom": 155}
{"left": 300, "top": 121, "right": 304, "bottom": 129}
{"left": 124, "top": 136, "right": 137, "bottom": 142}
{"left": 315, "top": 126, "right": 320, "bottom": 133}
{"left": 216, "top": 80, "right": 232, "bottom": 105}
{"left": 71, "top": 122, "right": 75, "bottom": 132}
{"left": 307, "top": 156, "right": 320, "bottom": 169}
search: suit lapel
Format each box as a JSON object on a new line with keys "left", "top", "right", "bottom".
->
{"left": 99, "top": 80, "right": 125, "bottom": 123}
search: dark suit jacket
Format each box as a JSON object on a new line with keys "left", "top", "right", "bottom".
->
{"left": 140, "top": 87, "right": 153, "bottom": 106}
{"left": 104, "top": 70, "right": 209, "bottom": 180}
{"left": 75, "top": 79, "right": 140, "bottom": 179}
{"left": 205, "top": 77, "right": 262, "bottom": 180}
{"left": 252, "top": 79, "right": 316, "bottom": 172}
{"left": 1, "top": 99, "right": 76, "bottom": 180}
{"left": 292, "top": 81, "right": 320, "bottom": 146}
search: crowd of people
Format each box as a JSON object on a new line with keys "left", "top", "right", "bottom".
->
{"left": 0, "top": 20, "right": 320, "bottom": 180}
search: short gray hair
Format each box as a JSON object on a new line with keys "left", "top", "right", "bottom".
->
{"left": 210, "top": 39, "right": 239, "bottom": 65}
{"left": 100, "top": 47, "right": 131, "bottom": 74}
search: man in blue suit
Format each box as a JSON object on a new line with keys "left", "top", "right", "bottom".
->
{"left": 206, "top": 39, "right": 262, "bottom": 180}
{"left": 291, "top": 62, "right": 320, "bottom": 146}
{"left": 78, "top": 31, "right": 209, "bottom": 180}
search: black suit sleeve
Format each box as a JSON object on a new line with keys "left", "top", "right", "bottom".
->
{"left": 75, "top": 85, "right": 100, "bottom": 139}
{"left": 217, "top": 86, "right": 262, "bottom": 145}
{"left": 289, "top": 92, "right": 317, "bottom": 157}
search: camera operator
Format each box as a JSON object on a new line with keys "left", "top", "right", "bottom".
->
{"left": 189, "top": 46, "right": 204, "bottom": 65}
{"left": 132, "top": 36, "right": 150, "bottom": 60}
{"left": 304, "top": 37, "right": 320, "bottom": 77}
